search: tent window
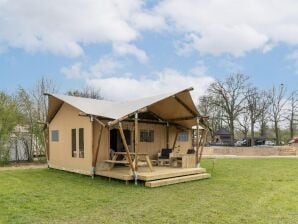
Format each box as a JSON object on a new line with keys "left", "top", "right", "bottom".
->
{"left": 140, "top": 130, "right": 154, "bottom": 142}
{"left": 79, "top": 128, "right": 84, "bottom": 158}
{"left": 71, "top": 129, "right": 76, "bottom": 157}
{"left": 177, "top": 131, "right": 189, "bottom": 142}
{"left": 51, "top": 130, "right": 59, "bottom": 142}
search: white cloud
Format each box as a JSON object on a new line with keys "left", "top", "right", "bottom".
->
{"left": 61, "top": 63, "right": 85, "bottom": 79}
{"left": 0, "top": 0, "right": 164, "bottom": 57}
{"left": 187, "top": 25, "right": 268, "bottom": 57}
{"left": 61, "top": 56, "right": 122, "bottom": 79}
{"left": 61, "top": 56, "right": 214, "bottom": 102}
{"left": 113, "top": 43, "right": 148, "bottom": 63}
{"left": 155, "top": 0, "right": 298, "bottom": 56}
{"left": 86, "top": 68, "right": 214, "bottom": 101}
{"left": 2, "top": 0, "right": 298, "bottom": 58}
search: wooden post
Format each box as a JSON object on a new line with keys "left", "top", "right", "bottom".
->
{"left": 166, "top": 122, "right": 169, "bottom": 149}
{"left": 172, "top": 127, "right": 179, "bottom": 151}
{"left": 92, "top": 118, "right": 104, "bottom": 177}
{"left": 46, "top": 124, "right": 50, "bottom": 163}
{"left": 92, "top": 126, "right": 103, "bottom": 166}
{"left": 195, "top": 117, "right": 202, "bottom": 166}
{"left": 134, "top": 113, "right": 139, "bottom": 171}
{"left": 198, "top": 129, "right": 208, "bottom": 164}
{"left": 119, "top": 122, "right": 135, "bottom": 172}
{"left": 91, "top": 116, "right": 94, "bottom": 176}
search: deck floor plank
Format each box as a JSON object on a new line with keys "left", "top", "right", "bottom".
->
{"left": 96, "top": 166, "right": 209, "bottom": 184}
{"left": 145, "top": 173, "right": 211, "bottom": 187}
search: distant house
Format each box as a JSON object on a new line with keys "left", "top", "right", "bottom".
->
{"left": 213, "top": 128, "right": 232, "bottom": 145}
{"left": 9, "top": 125, "right": 30, "bottom": 161}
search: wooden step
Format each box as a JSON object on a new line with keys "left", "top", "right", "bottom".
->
{"left": 138, "top": 167, "right": 207, "bottom": 181}
{"left": 145, "top": 173, "right": 211, "bottom": 187}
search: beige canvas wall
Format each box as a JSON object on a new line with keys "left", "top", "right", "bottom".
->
{"left": 49, "top": 103, "right": 92, "bottom": 175}
{"left": 49, "top": 102, "right": 194, "bottom": 174}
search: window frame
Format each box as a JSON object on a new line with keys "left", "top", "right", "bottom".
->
{"left": 51, "top": 130, "right": 59, "bottom": 142}
{"left": 140, "top": 129, "right": 154, "bottom": 143}
{"left": 177, "top": 131, "right": 189, "bottom": 142}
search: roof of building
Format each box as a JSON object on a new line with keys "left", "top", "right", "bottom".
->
{"left": 46, "top": 87, "right": 207, "bottom": 129}
{"left": 215, "top": 128, "right": 231, "bottom": 136}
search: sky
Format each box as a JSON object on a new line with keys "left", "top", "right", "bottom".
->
{"left": 1, "top": 0, "right": 298, "bottom": 102}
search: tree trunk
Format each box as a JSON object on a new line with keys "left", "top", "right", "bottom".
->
{"left": 260, "top": 121, "right": 266, "bottom": 138}
{"left": 274, "top": 120, "right": 279, "bottom": 145}
{"left": 251, "top": 121, "right": 255, "bottom": 147}
{"left": 230, "top": 118, "right": 234, "bottom": 145}
{"left": 290, "top": 113, "right": 294, "bottom": 139}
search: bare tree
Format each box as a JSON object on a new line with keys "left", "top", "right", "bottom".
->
{"left": 206, "top": 74, "right": 249, "bottom": 143}
{"left": 16, "top": 88, "right": 35, "bottom": 161}
{"left": 66, "top": 86, "right": 103, "bottom": 100}
{"left": 285, "top": 90, "right": 298, "bottom": 139}
{"left": 246, "top": 88, "right": 270, "bottom": 146}
{"left": 198, "top": 95, "right": 224, "bottom": 139}
{"left": 31, "top": 77, "right": 58, "bottom": 157}
{"left": 258, "top": 93, "right": 271, "bottom": 138}
{"left": 17, "top": 77, "right": 58, "bottom": 161}
{"left": 269, "top": 84, "right": 287, "bottom": 145}
{"left": 236, "top": 112, "right": 250, "bottom": 139}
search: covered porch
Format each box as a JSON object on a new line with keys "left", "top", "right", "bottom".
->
{"left": 96, "top": 166, "right": 210, "bottom": 187}
{"left": 91, "top": 88, "right": 210, "bottom": 187}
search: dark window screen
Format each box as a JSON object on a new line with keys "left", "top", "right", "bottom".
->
{"left": 79, "top": 128, "right": 84, "bottom": 158}
{"left": 71, "top": 129, "right": 76, "bottom": 157}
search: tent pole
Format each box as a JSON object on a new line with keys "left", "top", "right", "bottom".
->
{"left": 46, "top": 123, "right": 50, "bottom": 166}
{"left": 92, "top": 117, "right": 104, "bottom": 178}
{"left": 134, "top": 113, "right": 139, "bottom": 173}
{"left": 172, "top": 127, "right": 179, "bottom": 151}
{"left": 119, "top": 122, "right": 135, "bottom": 174}
{"left": 195, "top": 117, "right": 202, "bottom": 167}
{"left": 166, "top": 122, "right": 169, "bottom": 149}
{"left": 198, "top": 129, "right": 208, "bottom": 165}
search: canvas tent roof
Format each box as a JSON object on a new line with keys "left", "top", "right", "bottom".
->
{"left": 46, "top": 87, "right": 206, "bottom": 129}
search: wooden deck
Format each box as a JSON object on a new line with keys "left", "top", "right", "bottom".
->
{"left": 96, "top": 166, "right": 210, "bottom": 186}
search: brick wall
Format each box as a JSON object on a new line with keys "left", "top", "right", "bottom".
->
{"left": 203, "top": 146, "right": 297, "bottom": 156}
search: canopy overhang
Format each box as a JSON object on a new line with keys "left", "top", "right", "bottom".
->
{"left": 46, "top": 87, "right": 208, "bottom": 129}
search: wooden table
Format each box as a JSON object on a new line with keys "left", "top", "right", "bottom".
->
{"left": 170, "top": 154, "right": 196, "bottom": 168}
{"left": 105, "top": 152, "right": 153, "bottom": 172}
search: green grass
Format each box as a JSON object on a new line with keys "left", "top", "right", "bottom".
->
{"left": 0, "top": 159, "right": 297, "bottom": 224}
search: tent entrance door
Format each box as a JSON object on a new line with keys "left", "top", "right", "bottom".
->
{"left": 109, "top": 129, "right": 131, "bottom": 153}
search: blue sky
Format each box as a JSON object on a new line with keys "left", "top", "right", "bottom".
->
{"left": 1, "top": 0, "right": 298, "bottom": 101}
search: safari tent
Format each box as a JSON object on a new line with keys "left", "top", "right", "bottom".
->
{"left": 46, "top": 87, "right": 210, "bottom": 187}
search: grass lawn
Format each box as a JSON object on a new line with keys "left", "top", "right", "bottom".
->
{"left": 0, "top": 159, "right": 297, "bottom": 224}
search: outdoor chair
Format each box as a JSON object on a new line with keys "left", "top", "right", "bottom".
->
{"left": 157, "top": 148, "right": 173, "bottom": 166}
{"left": 186, "top": 148, "right": 195, "bottom": 154}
